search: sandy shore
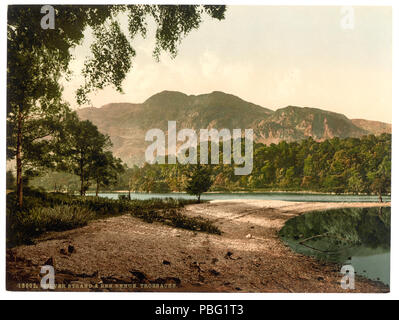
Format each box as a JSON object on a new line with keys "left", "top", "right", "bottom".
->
{"left": 7, "top": 200, "right": 390, "bottom": 293}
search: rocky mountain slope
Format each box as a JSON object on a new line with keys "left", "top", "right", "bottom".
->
{"left": 77, "top": 91, "right": 391, "bottom": 166}
{"left": 351, "top": 119, "right": 392, "bottom": 136}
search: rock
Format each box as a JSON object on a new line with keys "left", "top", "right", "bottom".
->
{"left": 129, "top": 270, "right": 147, "bottom": 281}
{"left": 172, "top": 230, "right": 181, "bottom": 237}
{"left": 44, "top": 257, "right": 54, "bottom": 266}
{"left": 68, "top": 245, "right": 76, "bottom": 254}
{"left": 209, "top": 269, "right": 220, "bottom": 276}
{"left": 246, "top": 234, "right": 252, "bottom": 239}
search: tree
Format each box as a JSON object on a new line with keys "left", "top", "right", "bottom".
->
{"left": 368, "top": 156, "right": 391, "bottom": 202}
{"left": 56, "top": 113, "right": 112, "bottom": 196}
{"left": 184, "top": 164, "right": 213, "bottom": 203}
{"left": 29, "top": 171, "right": 80, "bottom": 194}
{"left": 347, "top": 170, "right": 365, "bottom": 194}
{"left": 91, "top": 151, "right": 124, "bottom": 196}
{"left": 7, "top": 5, "right": 226, "bottom": 206}
{"left": 6, "top": 170, "right": 16, "bottom": 190}
{"left": 7, "top": 38, "right": 71, "bottom": 205}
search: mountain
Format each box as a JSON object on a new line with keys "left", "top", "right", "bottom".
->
{"left": 77, "top": 91, "right": 391, "bottom": 166}
{"left": 254, "top": 106, "right": 369, "bottom": 145}
{"left": 351, "top": 119, "right": 392, "bottom": 136}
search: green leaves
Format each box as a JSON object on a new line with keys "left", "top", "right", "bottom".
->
{"left": 127, "top": 134, "right": 391, "bottom": 195}
{"left": 77, "top": 5, "right": 226, "bottom": 103}
{"left": 53, "top": 112, "right": 116, "bottom": 195}
{"left": 8, "top": 5, "right": 227, "bottom": 107}
{"left": 7, "top": 5, "right": 227, "bottom": 205}
{"left": 91, "top": 151, "right": 124, "bottom": 192}
{"left": 184, "top": 164, "right": 213, "bottom": 202}
{"left": 78, "top": 21, "right": 136, "bottom": 105}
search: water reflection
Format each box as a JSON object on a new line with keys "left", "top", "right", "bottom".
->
{"left": 279, "top": 207, "right": 391, "bottom": 286}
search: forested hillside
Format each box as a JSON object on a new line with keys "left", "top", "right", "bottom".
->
{"left": 30, "top": 134, "right": 391, "bottom": 197}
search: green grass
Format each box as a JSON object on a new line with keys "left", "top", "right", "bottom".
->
{"left": 7, "top": 205, "right": 94, "bottom": 246}
{"left": 6, "top": 189, "right": 220, "bottom": 247}
{"left": 130, "top": 208, "right": 221, "bottom": 235}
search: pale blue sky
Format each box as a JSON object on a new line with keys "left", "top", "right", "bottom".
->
{"left": 63, "top": 6, "right": 392, "bottom": 122}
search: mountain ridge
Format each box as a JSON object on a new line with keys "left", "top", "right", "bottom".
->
{"left": 77, "top": 90, "right": 391, "bottom": 166}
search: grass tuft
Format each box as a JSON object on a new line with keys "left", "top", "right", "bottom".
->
{"left": 6, "top": 189, "right": 221, "bottom": 247}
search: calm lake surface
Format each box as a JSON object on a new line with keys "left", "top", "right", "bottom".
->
{"left": 96, "top": 192, "right": 390, "bottom": 203}
{"left": 279, "top": 207, "right": 391, "bottom": 286}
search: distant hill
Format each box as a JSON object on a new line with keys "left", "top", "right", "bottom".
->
{"left": 351, "top": 119, "right": 392, "bottom": 136}
{"left": 77, "top": 90, "right": 391, "bottom": 166}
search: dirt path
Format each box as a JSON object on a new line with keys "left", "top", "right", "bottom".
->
{"left": 7, "top": 200, "right": 390, "bottom": 293}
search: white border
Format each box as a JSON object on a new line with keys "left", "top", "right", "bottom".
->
{"left": 0, "top": 0, "right": 397, "bottom": 301}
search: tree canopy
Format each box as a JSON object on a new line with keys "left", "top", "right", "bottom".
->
{"left": 7, "top": 5, "right": 226, "bottom": 205}
{"left": 184, "top": 164, "right": 213, "bottom": 203}
{"left": 110, "top": 134, "right": 391, "bottom": 198}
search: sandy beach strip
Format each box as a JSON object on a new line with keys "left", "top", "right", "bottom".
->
{"left": 7, "top": 200, "right": 391, "bottom": 293}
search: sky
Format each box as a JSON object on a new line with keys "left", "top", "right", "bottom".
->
{"left": 63, "top": 6, "right": 392, "bottom": 123}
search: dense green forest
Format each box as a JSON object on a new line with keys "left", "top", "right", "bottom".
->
{"left": 26, "top": 133, "right": 391, "bottom": 198}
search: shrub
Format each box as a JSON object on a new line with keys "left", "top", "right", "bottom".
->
{"left": 6, "top": 189, "right": 219, "bottom": 247}
{"left": 7, "top": 205, "right": 94, "bottom": 247}
{"left": 130, "top": 208, "right": 221, "bottom": 235}
{"left": 163, "top": 209, "right": 221, "bottom": 235}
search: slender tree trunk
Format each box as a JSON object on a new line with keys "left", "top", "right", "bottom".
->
{"left": 16, "top": 108, "right": 23, "bottom": 207}
{"left": 379, "top": 192, "right": 383, "bottom": 203}
{"left": 197, "top": 194, "right": 201, "bottom": 203}
{"left": 96, "top": 180, "right": 99, "bottom": 197}
{"left": 79, "top": 155, "right": 84, "bottom": 196}
{"left": 80, "top": 176, "right": 84, "bottom": 196}
{"left": 84, "top": 176, "right": 90, "bottom": 196}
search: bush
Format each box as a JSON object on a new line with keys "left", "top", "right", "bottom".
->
{"left": 7, "top": 205, "right": 94, "bottom": 247}
{"left": 163, "top": 209, "right": 221, "bottom": 235}
{"left": 130, "top": 208, "right": 221, "bottom": 235}
{"left": 6, "top": 189, "right": 219, "bottom": 247}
